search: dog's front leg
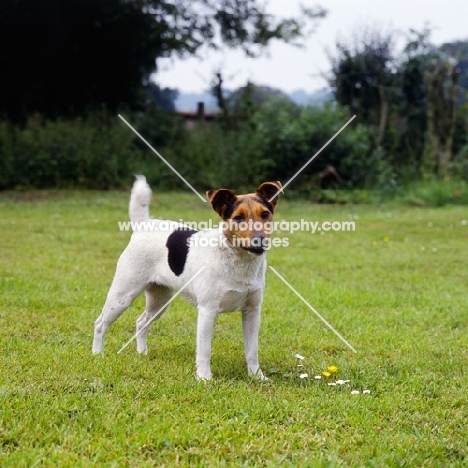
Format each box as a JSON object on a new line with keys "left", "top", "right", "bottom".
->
{"left": 196, "top": 307, "right": 218, "bottom": 380}
{"left": 242, "top": 307, "right": 267, "bottom": 380}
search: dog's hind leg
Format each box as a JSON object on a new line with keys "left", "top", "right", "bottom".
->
{"left": 135, "top": 284, "right": 172, "bottom": 354}
{"left": 92, "top": 272, "right": 145, "bottom": 354}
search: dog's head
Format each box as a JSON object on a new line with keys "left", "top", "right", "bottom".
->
{"left": 206, "top": 181, "right": 283, "bottom": 255}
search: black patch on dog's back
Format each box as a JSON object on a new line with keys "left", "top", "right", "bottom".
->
{"left": 166, "top": 228, "right": 198, "bottom": 276}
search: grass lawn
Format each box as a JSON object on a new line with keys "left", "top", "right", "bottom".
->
{"left": 0, "top": 190, "right": 467, "bottom": 467}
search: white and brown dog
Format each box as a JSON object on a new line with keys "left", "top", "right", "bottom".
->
{"left": 92, "top": 176, "right": 282, "bottom": 380}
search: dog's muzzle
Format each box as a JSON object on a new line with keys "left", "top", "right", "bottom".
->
{"left": 242, "top": 233, "right": 268, "bottom": 255}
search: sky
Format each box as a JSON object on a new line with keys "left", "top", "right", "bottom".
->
{"left": 155, "top": 0, "right": 468, "bottom": 95}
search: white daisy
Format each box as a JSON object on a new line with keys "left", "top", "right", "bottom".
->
{"left": 335, "top": 380, "right": 350, "bottom": 385}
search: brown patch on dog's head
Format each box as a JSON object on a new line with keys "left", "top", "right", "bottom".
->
{"left": 207, "top": 182, "right": 283, "bottom": 255}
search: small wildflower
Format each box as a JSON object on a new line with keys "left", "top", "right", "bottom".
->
{"left": 299, "top": 373, "right": 309, "bottom": 379}
{"left": 461, "top": 219, "right": 467, "bottom": 226}
{"left": 297, "top": 364, "right": 304, "bottom": 368}
{"left": 322, "top": 371, "right": 331, "bottom": 377}
{"left": 335, "top": 379, "right": 350, "bottom": 385}
{"left": 327, "top": 382, "right": 337, "bottom": 386}
{"left": 294, "top": 354, "right": 305, "bottom": 360}
{"left": 351, "top": 390, "right": 360, "bottom": 395}
{"left": 363, "top": 390, "right": 371, "bottom": 394}
{"left": 432, "top": 247, "right": 438, "bottom": 253}
{"left": 314, "top": 375, "right": 322, "bottom": 380}
{"left": 383, "top": 236, "right": 389, "bottom": 242}
{"left": 327, "top": 366, "right": 338, "bottom": 373}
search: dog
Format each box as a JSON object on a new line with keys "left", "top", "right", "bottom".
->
{"left": 92, "top": 176, "right": 283, "bottom": 380}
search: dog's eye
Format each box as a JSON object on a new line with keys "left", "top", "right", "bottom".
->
{"left": 261, "top": 211, "right": 270, "bottom": 219}
{"left": 233, "top": 215, "right": 244, "bottom": 223}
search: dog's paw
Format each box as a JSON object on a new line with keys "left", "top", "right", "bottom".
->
{"left": 248, "top": 368, "right": 269, "bottom": 381}
{"left": 196, "top": 371, "right": 213, "bottom": 381}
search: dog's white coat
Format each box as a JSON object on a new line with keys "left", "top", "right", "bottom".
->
{"left": 92, "top": 176, "right": 267, "bottom": 380}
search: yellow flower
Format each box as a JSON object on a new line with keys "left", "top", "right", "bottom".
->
{"left": 322, "top": 371, "right": 331, "bottom": 377}
{"left": 327, "top": 366, "right": 338, "bottom": 373}
{"left": 383, "top": 236, "right": 389, "bottom": 242}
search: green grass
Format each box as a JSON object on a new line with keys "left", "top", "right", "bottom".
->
{"left": 0, "top": 190, "right": 467, "bottom": 467}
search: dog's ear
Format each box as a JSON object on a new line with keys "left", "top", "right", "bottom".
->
{"left": 206, "top": 189, "right": 237, "bottom": 218}
{"left": 256, "top": 181, "right": 283, "bottom": 208}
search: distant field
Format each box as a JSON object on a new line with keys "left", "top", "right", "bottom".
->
{"left": 0, "top": 190, "right": 467, "bottom": 467}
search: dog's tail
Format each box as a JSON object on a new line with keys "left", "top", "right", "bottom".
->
{"left": 129, "top": 175, "right": 152, "bottom": 222}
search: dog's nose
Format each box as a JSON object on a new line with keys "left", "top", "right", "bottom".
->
{"left": 251, "top": 232, "right": 266, "bottom": 248}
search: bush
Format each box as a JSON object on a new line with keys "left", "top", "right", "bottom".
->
{"left": 156, "top": 101, "right": 377, "bottom": 194}
{"left": 0, "top": 110, "right": 187, "bottom": 190}
{"left": 250, "top": 102, "right": 375, "bottom": 189}
{"left": 450, "top": 144, "right": 468, "bottom": 181}
{"left": 2, "top": 101, "right": 465, "bottom": 204}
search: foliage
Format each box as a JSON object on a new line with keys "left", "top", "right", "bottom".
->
{"left": 144, "top": 100, "right": 375, "bottom": 193}
{"left": 328, "top": 27, "right": 468, "bottom": 180}
{"left": 440, "top": 40, "right": 468, "bottom": 102}
{"left": 143, "top": 84, "right": 179, "bottom": 112}
{"left": 0, "top": 0, "right": 326, "bottom": 121}
{"left": 250, "top": 102, "right": 374, "bottom": 188}
{"left": 329, "top": 27, "right": 396, "bottom": 128}
{"left": 0, "top": 111, "right": 186, "bottom": 190}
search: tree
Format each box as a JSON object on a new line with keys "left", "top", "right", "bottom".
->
{"left": 328, "top": 27, "right": 463, "bottom": 179}
{"left": 211, "top": 73, "right": 291, "bottom": 129}
{"left": 328, "top": 27, "right": 397, "bottom": 146}
{"left": 401, "top": 30, "right": 460, "bottom": 177}
{"left": 440, "top": 40, "right": 468, "bottom": 103}
{"left": 143, "top": 84, "right": 179, "bottom": 112}
{"left": 0, "top": 0, "right": 326, "bottom": 121}
{"left": 423, "top": 58, "right": 459, "bottom": 177}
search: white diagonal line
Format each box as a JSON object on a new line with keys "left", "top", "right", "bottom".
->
{"left": 117, "top": 266, "right": 206, "bottom": 354}
{"left": 118, "top": 114, "right": 207, "bottom": 203}
{"left": 268, "top": 266, "right": 357, "bottom": 353}
{"left": 268, "top": 115, "right": 356, "bottom": 202}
